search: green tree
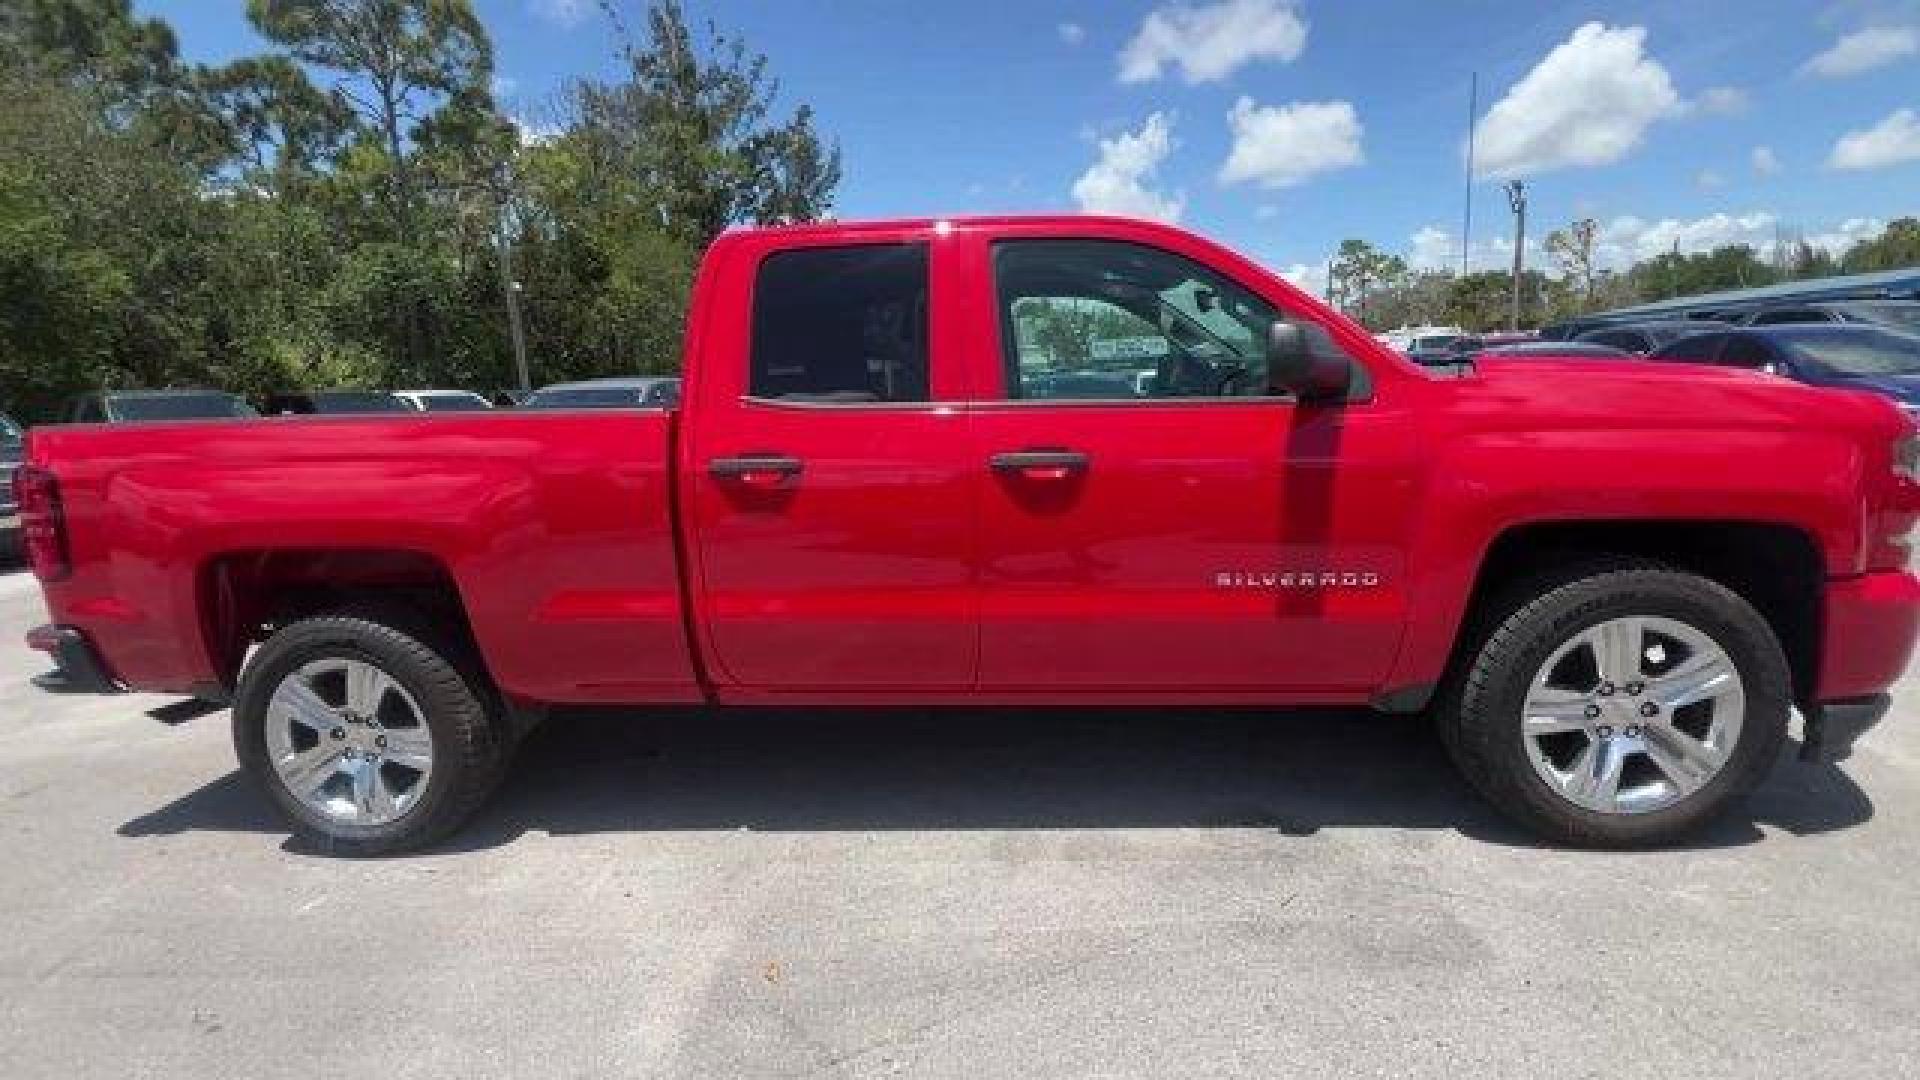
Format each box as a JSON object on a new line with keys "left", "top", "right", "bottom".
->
{"left": 1544, "top": 218, "right": 1596, "bottom": 311}
{"left": 1328, "top": 238, "right": 1405, "bottom": 327}
{"left": 576, "top": 0, "right": 842, "bottom": 249}
{"left": 246, "top": 0, "right": 492, "bottom": 242}
{"left": 1842, "top": 217, "right": 1920, "bottom": 273}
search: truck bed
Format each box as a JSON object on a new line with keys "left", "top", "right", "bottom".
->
{"left": 27, "top": 412, "right": 700, "bottom": 703}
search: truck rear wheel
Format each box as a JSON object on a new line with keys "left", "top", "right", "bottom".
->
{"left": 233, "top": 609, "right": 509, "bottom": 855}
{"left": 1439, "top": 562, "right": 1790, "bottom": 847}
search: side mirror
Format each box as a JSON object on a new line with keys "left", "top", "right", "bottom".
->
{"left": 1267, "top": 320, "right": 1352, "bottom": 403}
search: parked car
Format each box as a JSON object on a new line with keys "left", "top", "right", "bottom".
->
{"left": 1473, "top": 340, "right": 1632, "bottom": 360}
{"left": 522, "top": 377, "right": 681, "bottom": 409}
{"left": 1736, "top": 300, "right": 1920, "bottom": 334}
{"left": 1446, "top": 332, "right": 1534, "bottom": 357}
{"left": 395, "top": 390, "right": 493, "bottom": 413}
{"left": 16, "top": 214, "right": 1919, "bottom": 854}
{"left": 1647, "top": 324, "right": 1920, "bottom": 411}
{"left": 1, "top": 413, "right": 20, "bottom": 558}
{"left": 263, "top": 391, "right": 411, "bottom": 415}
{"left": 64, "top": 389, "right": 258, "bottom": 423}
{"left": 1405, "top": 331, "right": 1467, "bottom": 366}
{"left": 1577, "top": 320, "right": 1730, "bottom": 355}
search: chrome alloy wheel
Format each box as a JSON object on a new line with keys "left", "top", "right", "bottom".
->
{"left": 264, "top": 657, "right": 434, "bottom": 826}
{"left": 1521, "top": 616, "right": 1745, "bottom": 815}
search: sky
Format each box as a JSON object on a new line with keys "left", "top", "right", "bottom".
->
{"left": 145, "top": 0, "right": 1920, "bottom": 295}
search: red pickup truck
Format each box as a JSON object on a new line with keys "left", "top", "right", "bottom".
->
{"left": 16, "top": 215, "right": 1920, "bottom": 853}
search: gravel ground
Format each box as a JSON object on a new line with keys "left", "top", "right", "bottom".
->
{"left": 1, "top": 566, "right": 1917, "bottom": 1078}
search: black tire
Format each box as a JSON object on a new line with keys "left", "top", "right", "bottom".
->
{"left": 1438, "top": 561, "right": 1790, "bottom": 847}
{"left": 233, "top": 607, "right": 510, "bottom": 856}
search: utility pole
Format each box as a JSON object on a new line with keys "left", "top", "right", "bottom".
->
{"left": 1505, "top": 179, "right": 1527, "bottom": 331}
{"left": 496, "top": 218, "right": 532, "bottom": 396}
{"left": 491, "top": 160, "right": 532, "bottom": 397}
{"left": 1462, "top": 72, "right": 1477, "bottom": 277}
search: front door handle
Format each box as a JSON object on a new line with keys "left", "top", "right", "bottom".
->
{"left": 710, "top": 454, "right": 803, "bottom": 488}
{"left": 989, "top": 449, "right": 1090, "bottom": 480}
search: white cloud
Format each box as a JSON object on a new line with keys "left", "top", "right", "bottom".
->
{"left": 1276, "top": 262, "right": 1328, "bottom": 298}
{"left": 1828, "top": 108, "right": 1920, "bottom": 170}
{"left": 1471, "top": 22, "right": 1680, "bottom": 177}
{"left": 1058, "top": 22, "right": 1086, "bottom": 46}
{"left": 512, "top": 116, "right": 562, "bottom": 147}
{"left": 1118, "top": 0, "right": 1307, "bottom": 84}
{"left": 1806, "top": 217, "right": 1888, "bottom": 256}
{"left": 1694, "top": 168, "right": 1726, "bottom": 191}
{"left": 1751, "top": 145, "right": 1782, "bottom": 175}
{"left": 1071, "top": 113, "right": 1185, "bottom": 222}
{"left": 1406, "top": 225, "right": 1541, "bottom": 275}
{"left": 1408, "top": 214, "right": 1894, "bottom": 277}
{"left": 1801, "top": 26, "right": 1918, "bottom": 78}
{"left": 530, "top": 0, "right": 589, "bottom": 26}
{"left": 1218, "top": 98, "right": 1363, "bottom": 189}
{"left": 1254, "top": 204, "right": 1279, "bottom": 220}
{"left": 1409, "top": 226, "right": 1456, "bottom": 272}
{"left": 1594, "top": 212, "right": 1778, "bottom": 269}
{"left": 1690, "top": 85, "right": 1748, "bottom": 115}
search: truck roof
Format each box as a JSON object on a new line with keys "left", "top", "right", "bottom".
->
{"left": 725, "top": 213, "right": 1169, "bottom": 240}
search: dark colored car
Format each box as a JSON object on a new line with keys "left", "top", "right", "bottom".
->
{"left": 396, "top": 390, "right": 494, "bottom": 413}
{"left": 1, "top": 412, "right": 21, "bottom": 557}
{"left": 1647, "top": 324, "right": 1920, "bottom": 411}
{"left": 64, "top": 390, "right": 258, "bottom": 423}
{"left": 1474, "top": 340, "right": 1633, "bottom": 360}
{"left": 263, "top": 391, "right": 411, "bottom": 415}
{"left": 1404, "top": 332, "right": 1466, "bottom": 367}
{"left": 1447, "top": 332, "right": 1534, "bottom": 357}
{"left": 522, "top": 378, "right": 682, "bottom": 409}
{"left": 1576, "top": 320, "right": 1731, "bottom": 355}
{"left": 1736, "top": 300, "right": 1920, "bottom": 334}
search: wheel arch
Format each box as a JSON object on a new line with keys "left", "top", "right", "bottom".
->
{"left": 1452, "top": 519, "right": 1823, "bottom": 706}
{"left": 197, "top": 548, "right": 482, "bottom": 695}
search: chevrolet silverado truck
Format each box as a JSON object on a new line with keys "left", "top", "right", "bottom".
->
{"left": 16, "top": 216, "right": 1920, "bottom": 853}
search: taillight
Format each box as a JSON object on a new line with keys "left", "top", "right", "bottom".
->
{"left": 14, "top": 465, "right": 70, "bottom": 581}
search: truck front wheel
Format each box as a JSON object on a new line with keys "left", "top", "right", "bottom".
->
{"left": 233, "top": 609, "right": 510, "bottom": 855}
{"left": 1440, "top": 563, "right": 1791, "bottom": 847}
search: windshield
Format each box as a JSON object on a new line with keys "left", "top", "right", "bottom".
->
{"left": 311, "top": 393, "right": 408, "bottom": 413}
{"left": 113, "top": 394, "right": 257, "bottom": 421}
{"left": 1778, "top": 328, "right": 1920, "bottom": 376}
{"left": 524, "top": 385, "right": 643, "bottom": 409}
{"left": 1487, "top": 342, "right": 1631, "bottom": 359}
{"left": 1851, "top": 304, "right": 1920, "bottom": 333}
{"left": 1646, "top": 325, "right": 1708, "bottom": 346}
{"left": 414, "top": 393, "right": 491, "bottom": 412}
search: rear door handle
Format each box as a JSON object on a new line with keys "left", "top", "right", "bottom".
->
{"left": 710, "top": 454, "right": 803, "bottom": 488}
{"left": 989, "top": 450, "right": 1090, "bottom": 480}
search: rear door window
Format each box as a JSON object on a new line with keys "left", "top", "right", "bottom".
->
{"left": 1750, "top": 309, "right": 1828, "bottom": 326}
{"left": 1719, "top": 336, "right": 1779, "bottom": 370}
{"left": 1656, "top": 333, "right": 1725, "bottom": 364}
{"left": 1585, "top": 330, "right": 1642, "bottom": 351}
{"left": 750, "top": 244, "right": 929, "bottom": 402}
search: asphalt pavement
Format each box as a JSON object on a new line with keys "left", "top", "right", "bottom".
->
{"left": 2, "top": 566, "right": 1917, "bottom": 1078}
